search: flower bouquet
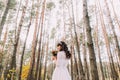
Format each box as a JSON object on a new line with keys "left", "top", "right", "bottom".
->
{"left": 51, "top": 50, "right": 58, "bottom": 57}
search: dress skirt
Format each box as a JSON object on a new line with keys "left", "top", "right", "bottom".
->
{"left": 52, "top": 66, "right": 71, "bottom": 80}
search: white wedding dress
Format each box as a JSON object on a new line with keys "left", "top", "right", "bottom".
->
{"left": 52, "top": 51, "right": 71, "bottom": 80}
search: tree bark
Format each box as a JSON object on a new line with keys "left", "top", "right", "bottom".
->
{"left": 82, "top": 27, "right": 90, "bottom": 80}
{"left": 0, "top": 0, "right": 11, "bottom": 38}
{"left": 94, "top": 26, "right": 105, "bottom": 80}
{"left": 26, "top": 1, "right": 40, "bottom": 79}
{"left": 71, "top": 0, "right": 85, "bottom": 79}
{"left": 35, "top": 0, "right": 46, "bottom": 79}
{"left": 0, "top": 26, "right": 8, "bottom": 78}
{"left": 110, "top": 0, "right": 120, "bottom": 31}
{"left": 43, "top": 38, "right": 49, "bottom": 80}
{"left": 18, "top": 3, "right": 33, "bottom": 80}
{"left": 83, "top": 0, "right": 99, "bottom": 80}
{"left": 104, "top": 0, "right": 120, "bottom": 62}
{"left": 38, "top": 45, "right": 44, "bottom": 80}
{"left": 94, "top": 3, "right": 105, "bottom": 80}
{"left": 68, "top": 5, "right": 79, "bottom": 79}
{"left": 97, "top": 0, "right": 119, "bottom": 79}
{"left": 8, "top": 0, "right": 28, "bottom": 79}
{"left": 70, "top": 46, "right": 73, "bottom": 80}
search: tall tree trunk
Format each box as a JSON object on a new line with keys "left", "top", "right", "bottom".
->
{"left": 0, "top": 26, "right": 8, "bottom": 78}
{"left": 62, "top": 0, "right": 66, "bottom": 40}
{"left": 38, "top": 45, "right": 44, "bottom": 80}
{"left": 43, "top": 37, "right": 49, "bottom": 80}
{"left": 34, "top": 16, "right": 42, "bottom": 80}
{"left": 94, "top": 26, "right": 105, "bottom": 80}
{"left": 70, "top": 46, "right": 73, "bottom": 80}
{"left": 14, "top": 0, "right": 23, "bottom": 41}
{"left": 104, "top": 62, "right": 111, "bottom": 79}
{"left": 3, "top": 46, "right": 12, "bottom": 80}
{"left": 34, "top": 0, "right": 42, "bottom": 79}
{"left": 97, "top": 0, "right": 119, "bottom": 79}
{"left": 82, "top": 0, "right": 99, "bottom": 80}
{"left": 110, "top": 0, "right": 120, "bottom": 31}
{"left": 35, "top": 0, "right": 46, "bottom": 79}
{"left": 8, "top": 0, "right": 28, "bottom": 79}
{"left": 26, "top": 0, "right": 41, "bottom": 79}
{"left": 0, "top": 0, "right": 11, "bottom": 38}
{"left": 38, "top": 27, "right": 46, "bottom": 80}
{"left": 73, "top": 47, "right": 79, "bottom": 80}
{"left": 94, "top": 3, "right": 105, "bottom": 80}
{"left": 82, "top": 27, "right": 90, "bottom": 80}
{"left": 18, "top": 3, "right": 33, "bottom": 80}
{"left": 71, "top": 0, "right": 85, "bottom": 80}
{"left": 68, "top": 5, "right": 79, "bottom": 79}
{"left": 104, "top": 0, "right": 120, "bottom": 62}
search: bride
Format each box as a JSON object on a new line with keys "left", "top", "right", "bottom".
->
{"left": 52, "top": 41, "right": 71, "bottom": 80}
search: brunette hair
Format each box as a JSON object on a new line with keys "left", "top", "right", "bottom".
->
{"left": 57, "top": 41, "right": 71, "bottom": 59}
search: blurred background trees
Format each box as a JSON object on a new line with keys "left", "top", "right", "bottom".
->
{"left": 0, "top": 0, "right": 120, "bottom": 80}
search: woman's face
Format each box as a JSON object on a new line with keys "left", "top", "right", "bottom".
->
{"left": 57, "top": 45, "right": 62, "bottom": 51}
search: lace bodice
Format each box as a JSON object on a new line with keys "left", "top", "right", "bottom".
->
{"left": 52, "top": 51, "right": 71, "bottom": 80}
{"left": 56, "top": 51, "right": 68, "bottom": 67}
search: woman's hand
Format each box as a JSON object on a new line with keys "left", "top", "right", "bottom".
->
{"left": 51, "top": 56, "right": 57, "bottom": 60}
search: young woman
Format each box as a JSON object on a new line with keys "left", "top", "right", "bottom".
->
{"left": 52, "top": 41, "right": 71, "bottom": 80}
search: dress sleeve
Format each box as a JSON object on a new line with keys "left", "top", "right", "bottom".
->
{"left": 56, "top": 52, "right": 68, "bottom": 67}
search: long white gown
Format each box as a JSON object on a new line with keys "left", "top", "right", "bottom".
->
{"left": 52, "top": 51, "right": 71, "bottom": 80}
